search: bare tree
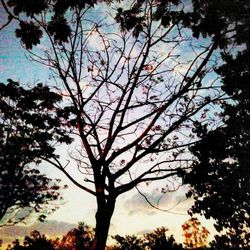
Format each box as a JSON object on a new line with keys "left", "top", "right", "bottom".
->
{"left": 14, "top": 1, "right": 225, "bottom": 249}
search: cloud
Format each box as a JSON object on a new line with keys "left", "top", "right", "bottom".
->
{"left": 0, "top": 220, "right": 77, "bottom": 245}
{"left": 123, "top": 187, "right": 193, "bottom": 216}
{"left": 124, "top": 191, "right": 164, "bottom": 216}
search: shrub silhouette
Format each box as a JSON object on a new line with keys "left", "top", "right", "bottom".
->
{"left": 6, "top": 230, "right": 54, "bottom": 250}
{"left": 112, "top": 227, "right": 183, "bottom": 250}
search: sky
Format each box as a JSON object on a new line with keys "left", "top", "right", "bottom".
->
{"left": 0, "top": 1, "right": 218, "bottom": 247}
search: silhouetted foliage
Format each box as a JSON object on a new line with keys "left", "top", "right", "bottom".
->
{"left": 53, "top": 222, "right": 94, "bottom": 250}
{"left": 15, "top": 21, "right": 43, "bottom": 49}
{"left": 0, "top": 80, "right": 72, "bottom": 225}
{"left": 0, "top": 0, "right": 119, "bottom": 47}
{"left": 6, "top": 231, "right": 55, "bottom": 250}
{"left": 3, "top": 0, "right": 97, "bottom": 48}
{"left": 184, "top": 49, "right": 250, "bottom": 250}
{"left": 5, "top": 223, "right": 94, "bottom": 250}
{"left": 182, "top": 1, "right": 250, "bottom": 248}
{"left": 112, "top": 234, "right": 145, "bottom": 250}
{"left": 115, "top": 0, "right": 250, "bottom": 48}
{"left": 3, "top": 224, "right": 180, "bottom": 250}
{"left": 112, "top": 227, "right": 183, "bottom": 250}
{"left": 144, "top": 227, "right": 183, "bottom": 250}
{"left": 190, "top": 0, "right": 250, "bottom": 48}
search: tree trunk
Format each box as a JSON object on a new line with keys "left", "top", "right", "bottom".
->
{"left": 91, "top": 199, "right": 115, "bottom": 250}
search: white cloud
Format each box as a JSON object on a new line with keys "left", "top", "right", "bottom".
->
{"left": 123, "top": 186, "right": 192, "bottom": 216}
{"left": 0, "top": 220, "right": 77, "bottom": 246}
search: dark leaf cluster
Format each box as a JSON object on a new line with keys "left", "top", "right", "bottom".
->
{"left": 190, "top": 0, "right": 250, "bottom": 48}
{"left": 178, "top": 2, "right": 250, "bottom": 248}
{"left": 182, "top": 37, "right": 250, "bottom": 250}
{"left": 53, "top": 0, "right": 97, "bottom": 15}
{"left": 47, "top": 15, "right": 71, "bottom": 45}
{"left": 115, "top": 0, "right": 184, "bottom": 37}
{"left": 7, "top": 230, "right": 55, "bottom": 250}
{"left": 6, "top": 0, "right": 100, "bottom": 48}
{"left": 7, "top": 0, "right": 47, "bottom": 16}
{"left": 15, "top": 21, "right": 43, "bottom": 50}
{"left": 115, "top": 6, "right": 145, "bottom": 38}
{"left": 0, "top": 80, "right": 72, "bottom": 224}
{"left": 113, "top": 0, "right": 250, "bottom": 50}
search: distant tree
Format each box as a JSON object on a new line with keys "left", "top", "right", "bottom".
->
{"left": 53, "top": 222, "right": 94, "bottom": 250}
{"left": 144, "top": 227, "right": 183, "bottom": 250}
{"left": 182, "top": 217, "right": 210, "bottom": 249}
{"left": 2, "top": 0, "right": 244, "bottom": 249}
{"left": 112, "top": 227, "right": 183, "bottom": 250}
{"left": 5, "top": 223, "right": 95, "bottom": 250}
{"left": 112, "top": 234, "right": 145, "bottom": 250}
{"left": 6, "top": 230, "right": 55, "bottom": 250}
{"left": 4, "top": 225, "right": 183, "bottom": 250}
{"left": 0, "top": 80, "right": 71, "bottom": 225}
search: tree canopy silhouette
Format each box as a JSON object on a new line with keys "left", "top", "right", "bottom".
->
{"left": 3, "top": 224, "right": 184, "bottom": 250}
{"left": 53, "top": 222, "right": 94, "bottom": 250}
{"left": 0, "top": 0, "right": 117, "bottom": 37}
{"left": 1, "top": 0, "right": 248, "bottom": 249}
{"left": 182, "top": 1, "right": 250, "bottom": 248}
{"left": 112, "top": 234, "right": 145, "bottom": 250}
{"left": 6, "top": 230, "right": 55, "bottom": 250}
{"left": 0, "top": 80, "right": 72, "bottom": 225}
{"left": 183, "top": 49, "right": 250, "bottom": 249}
{"left": 112, "top": 227, "right": 182, "bottom": 250}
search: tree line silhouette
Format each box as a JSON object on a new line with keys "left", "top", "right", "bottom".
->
{"left": 1, "top": 218, "right": 231, "bottom": 250}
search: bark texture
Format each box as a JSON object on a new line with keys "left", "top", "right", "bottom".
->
{"left": 91, "top": 198, "right": 115, "bottom": 250}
